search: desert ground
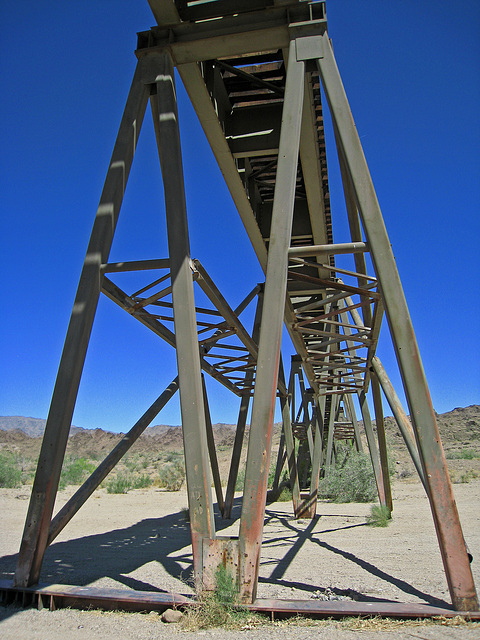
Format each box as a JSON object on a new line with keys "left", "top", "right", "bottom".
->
{"left": 1, "top": 476, "right": 479, "bottom": 639}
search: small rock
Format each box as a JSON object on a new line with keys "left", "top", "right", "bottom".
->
{"left": 161, "top": 608, "right": 183, "bottom": 623}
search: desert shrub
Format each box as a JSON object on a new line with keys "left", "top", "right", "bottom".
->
{"left": 277, "top": 487, "right": 293, "bottom": 502}
{"left": 234, "top": 468, "right": 245, "bottom": 491}
{"left": 319, "top": 445, "right": 377, "bottom": 503}
{"left": 451, "top": 469, "right": 479, "bottom": 484}
{"left": 267, "top": 464, "right": 277, "bottom": 489}
{"left": 132, "top": 473, "right": 152, "bottom": 489}
{"left": 156, "top": 460, "right": 185, "bottom": 491}
{"left": 106, "top": 472, "right": 132, "bottom": 494}
{"left": 84, "top": 448, "right": 102, "bottom": 461}
{"left": 446, "top": 449, "right": 479, "bottom": 460}
{"left": 0, "top": 451, "right": 22, "bottom": 488}
{"left": 58, "top": 457, "right": 95, "bottom": 490}
{"left": 366, "top": 504, "right": 391, "bottom": 527}
{"left": 236, "top": 465, "right": 287, "bottom": 493}
{"left": 165, "top": 452, "right": 183, "bottom": 463}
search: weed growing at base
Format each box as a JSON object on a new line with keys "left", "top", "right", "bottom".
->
{"left": 181, "top": 565, "right": 264, "bottom": 630}
{"left": 366, "top": 504, "right": 391, "bottom": 527}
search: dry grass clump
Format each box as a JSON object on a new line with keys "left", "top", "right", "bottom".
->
{"left": 273, "top": 614, "right": 479, "bottom": 631}
{"left": 180, "top": 565, "right": 265, "bottom": 631}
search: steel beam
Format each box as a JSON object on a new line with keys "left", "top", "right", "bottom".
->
{"left": 288, "top": 242, "right": 368, "bottom": 258}
{"left": 48, "top": 378, "right": 179, "bottom": 544}
{"left": 152, "top": 50, "right": 215, "bottom": 581}
{"left": 345, "top": 393, "right": 363, "bottom": 453}
{"left": 372, "top": 356, "right": 427, "bottom": 490}
{"left": 238, "top": 41, "right": 305, "bottom": 603}
{"left": 297, "top": 398, "right": 323, "bottom": 519}
{"left": 13, "top": 62, "right": 150, "bottom": 588}
{"left": 371, "top": 376, "right": 393, "bottom": 513}
{"left": 223, "top": 288, "right": 264, "bottom": 519}
{"left": 138, "top": 3, "right": 327, "bottom": 66}
{"left": 357, "top": 391, "right": 386, "bottom": 507}
{"left": 280, "top": 393, "right": 301, "bottom": 514}
{"left": 3, "top": 579, "right": 480, "bottom": 619}
{"left": 201, "top": 376, "right": 224, "bottom": 513}
{"left": 315, "top": 31, "right": 478, "bottom": 611}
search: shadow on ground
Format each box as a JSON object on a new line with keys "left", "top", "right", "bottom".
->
{"left": 0, "top": 498, "right": 450, "bottom": 621}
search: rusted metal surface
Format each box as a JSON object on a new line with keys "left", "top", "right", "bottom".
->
{"left": 2, "top": 580, "right": 479, "bottom": 620}
{"left": 250, "top": 598, "right": 480, "bottom": 620}
{"left": 238, "top": 42, "right": 306, "bottom": 603}
{"left": 0, "top": 580, "right": 192, "bottom": 613}
{"left": 152, "top": 50, "right": 216, "bottom": 582}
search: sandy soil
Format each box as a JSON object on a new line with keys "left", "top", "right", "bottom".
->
{"left": 1, "top": 479, "right": 479, "bottom": 639}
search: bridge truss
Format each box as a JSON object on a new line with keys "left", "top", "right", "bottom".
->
{"left": 10, "top": 0, "right": 478, "bottom": 615}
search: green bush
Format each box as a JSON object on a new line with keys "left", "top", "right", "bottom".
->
{"left": 106, "top": 472, "right": 132, "bottom": 494}
{"left": 319, "top": 445, "right": 377, "bottom": 503}
{"left": 132, "top": 473, "right": 152, "bottom": 489}
{"left": 105, "top": 471, "right": 153, "bottom": 494}
{"left": 0, "top": 451, "right": 22, "bottom": 488}
{"left": 156, "top": 460, "right": 185, "bottom": 491}
{"left": 366, "top": 504, "right": 391, "bottom": 527}
{"left": 59, "top": 457, "right": 96, "bottom": 490}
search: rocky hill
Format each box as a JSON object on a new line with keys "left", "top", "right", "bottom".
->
{"left": 0, "top": 406, "right": 478, "bottom": 466}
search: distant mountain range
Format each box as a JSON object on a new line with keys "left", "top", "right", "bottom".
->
{"left": 1, "top": 406, "right": 478, "bottom": 447}
{"left": 0, "top": 415, "right": 236, "bottom": 438}
{"left": 0, "top": 416, "right": 87, "bottom": 437}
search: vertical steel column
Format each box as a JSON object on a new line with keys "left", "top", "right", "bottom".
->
{"left": 371, "top": 378, "right": 393, "bottom": 513}
{"left": 223, "top": 288, "right": 264, "bottom": 519}
{"left": 202, "top": 376, "right": 224, "bottom": 513}
{"left": 358, "top": 388, "right": 386, "bottom": 508}
{"left": 271, "top": 430, "right": 286, "bottom": 494}
{"left": 298, "top": 397, "right": 324, "bottom": 518}
{"left": 281, "top": 359, "right": 301, "bottom": 512}
{"left": 345, "top": 393, "right": 363, "bottom": 452}
{"left": 151, "top": 51, "right": 215, "bottom": 581}
{"left": 315, "top": 32, "right": 478, "bottom": 610}
{"left": 325, "top": 393, "right": 338, "bottom": 472}
{"left": 280, "top": 393, "right": 301, "bottom": 513}
{"left": 238, "top": 41, "right": 305, "bottom": 603}
{"left": 14, "top": 62, "right": 150, "bottom": 588}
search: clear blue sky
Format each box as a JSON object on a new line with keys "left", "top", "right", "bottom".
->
{"left": 1, "top": 1, "right": 479, "bottom": 433}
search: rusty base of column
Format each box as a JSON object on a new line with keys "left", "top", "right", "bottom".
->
{"left": 1, "top": 580, "right": 479, "bottom": 619}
